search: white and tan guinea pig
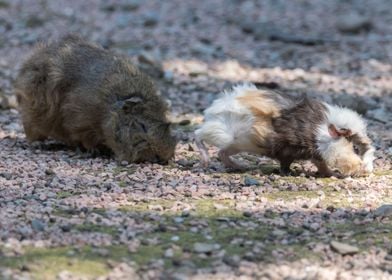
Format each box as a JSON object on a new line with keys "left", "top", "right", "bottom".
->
{"left": 195, "top": 84, "right": 375, "bottom": 177}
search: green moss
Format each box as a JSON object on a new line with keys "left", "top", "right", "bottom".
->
{"left": 4, "top": 202, "right": 391, "bottom": 277}
{"left": 51, "top": 208, "right": 76, "bottom": 218}
{"left": 0, "top": 1, "right": 9, "bottom": 8}
{"left": 315, "top": 177, "right": 339, "bottom": 185}
{"left": 373, "top": 170, "right": 392, "bottom": 176}
{"left": 89, "top": 208, "right": 107, "bottom": 216}
{"left": 263, "top": 182, "right": 391, "bottom": 208}
{"left": 193, "top": 199, "right": 240, "bottom": 217}
{"left": 0, "top": 247, "right": 114, "bottom": 279}
{"left": 113, "top": 42, "right": 140, "bottom": 50}
{"left": 121, "top": 199, "right": 174, "bottom": 213}
{"left": 25, "top": 16, "right": 45, "bottom": 28}
{"left": 326, "top": 221, "right": 392, "bottom": 248}
{"left": 258, "top": 164, "right": 280, "bottom": 175}
{"left": 120, "top": 198, "right": 244, "bottom": 219}
{"left": 265, "top": 190, "right": 319, "bottom": 201}
{"left": 56, "top": 191, "right": 73, "bottom": 199}
{"left": 74, "top": 223, "right": 118, "bottom": 236}
{"left": 112, "top": 166, "right": 138, "bottom": 176}
{"left": 5, "top": 190, "right": 392, "bottom": 277}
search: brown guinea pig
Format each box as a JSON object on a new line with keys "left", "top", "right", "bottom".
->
{"left": 195, "top": 84, "right": 375, "bottom": 177}
{"left": 14, "top": 35, "right": 177, "bottom": 164}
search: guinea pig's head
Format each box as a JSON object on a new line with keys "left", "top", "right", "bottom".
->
{"left": 105, "top": 96, "right": 177, "bottom": 164}
{"left": 317, "top": 104, "right": 375, "bottom": 177}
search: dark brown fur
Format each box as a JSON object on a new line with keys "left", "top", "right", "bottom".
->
{"left": 14, "top": 35, "right": 177, "bottom": 163}
{"left": 267, "top": 97, "right": 327, "bottom": 173}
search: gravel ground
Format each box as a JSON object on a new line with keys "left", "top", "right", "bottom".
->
{"left": 0, "top": 0, "right": 392, "bottom": 279}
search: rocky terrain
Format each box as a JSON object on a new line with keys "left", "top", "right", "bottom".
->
{"left": 0, "top": 0, "right": 391, "bottom": 279}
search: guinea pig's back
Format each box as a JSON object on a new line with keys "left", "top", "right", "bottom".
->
{"left": 196, "top": 92, "right": 254, "bottom": 150}
{"left": 14, "top": 40, "right": 69, "bottom": 141}
{"left": 196, "top": 84, "right": 284, "bottom": 152}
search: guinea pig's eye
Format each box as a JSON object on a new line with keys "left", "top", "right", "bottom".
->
{"left": 353, "top": 145, "right": 360, "bottom": 155}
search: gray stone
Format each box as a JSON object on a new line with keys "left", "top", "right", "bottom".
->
{"left": 337, "top": 13, "right": 372, "bottom": 33}
{"left": 385, "top": 254, "right": 392, "bottom": 261}
{"left": 191, "top": 43, "right": 216, "bottom": 56}
{"left": 121, "top": 0, "right": 141, "bottom": 11}
{"left": 0, "top": 95, "right": 18, "bottom": 109}
{"left": 333, "top": 94, "right": 378, "bottom": 115}
{"left": 45, "top": 168, "right": 55, "bottom": 176}
{"left": 93, "top": 248, "right": 109, "bottom": 257}
{"left": 173, "top": 217, "right": 184, "bottom": 223}
{"left": 243, "top": 211, "right": 252, "bottom": 218}
{"left": 240, "top": 20, "right": 273, "bottom": 40}
{"left": 223, "top": 254, "right": 241, "bottom": 267}
{"left": 374, "top": 204, "right": 392, "bottom": 218}
{"left": 143, "top": 12, "right": 159, "bottom": 27}
{"left": 330, "top": 241, "right": 359, "bottom": 255}
{"left": 18, "top": 226, "right": 32, "bottom": 237}
{"left": 367, "top": 107, "right": 388, "bottom": 123}
{"left": 239, "top": 20, "right": 324, "bottom": 45}
{"left": 163, "top": 70, "right": 174, "bottom": 82}
{"left": 137, "top": 52, "right": 164, "bottom": 78}
{"left": 60, "top": 224, "right": 72, "bottom": 232}
{"left": 244, "top": 176, "right": 260, "bottom": 186}
{"left": 271, "top": 229, "right": 286, "bottom": 237}
{"left": 138, "top": 52, "right": 158, "bottom": 66}
{"left": 115, "top": 14, "right": 131, "bottom": 28}
{"left": 193, "top": 242, "right": 220, "bottom": 253}
{"left": 171, "top": 236, "right": 180, "bottom": 242}
{"left": 177, "top": 159, "right": 194, "bottom": 168}
{"left": 164, "top": 248, "right": 174, "bottom": 258}
{"left": 31, "top": 219, "right": 45, "bottom": 232}
{"left": 178, "top": 119, "right": 191, "bottom": 126}
{"left": 0, "top": 172, "right": 12, "bottom": 180}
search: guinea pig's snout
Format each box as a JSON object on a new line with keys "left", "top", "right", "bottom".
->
{"left": 358, "top": 163, "right": 372, "bottom": 177}
{"left": 343, "top": 164, "right": 369, "bottom": 178}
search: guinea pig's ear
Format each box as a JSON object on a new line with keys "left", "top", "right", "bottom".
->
{"left": 123, "top": 97, "right": 143, "bottom": 112}
{"left": 328, "top": 124, "right": 352, "bottom": 139}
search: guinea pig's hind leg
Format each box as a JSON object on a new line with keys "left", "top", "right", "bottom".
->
{"left": 218, "top": 148, "right": 247, "bottom": 171}
{"left": 195, "top": 137, "right": 210, "bottom": 167}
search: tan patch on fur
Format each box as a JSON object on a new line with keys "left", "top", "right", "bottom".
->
{"left": 323, "top": 138, "right": 363, "bottom": 176}
{"left": 250, "top": 119, "right": 274, "bottom": 152}
{"left": 236, "top": 90, "right": 280, "bottom": 152}
{"left": 328, "top": 153, "right": 362, "bottom": 176}
{"left": 236, "top": 90, "right": 281, "bottom": 118}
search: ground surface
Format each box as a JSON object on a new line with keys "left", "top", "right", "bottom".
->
{"left": 0, "top": 0, "right": 392, "bottom": 279}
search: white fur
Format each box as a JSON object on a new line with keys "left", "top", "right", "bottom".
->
{"left": 317, "top": 103, "right": 375, "bottom": 172}
{"left": 195, "top": 83, "right": 258, "bottom": 151}
{"left": 324, "top": 103, "right": 368, "bottom": 137}
{"left": 317, "top": 103, "right": 368, "bottom": 151}
{"left": 363, "top": 146, "right": 375, "bottom": 172}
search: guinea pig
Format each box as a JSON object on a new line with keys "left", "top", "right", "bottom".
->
{"left": 195, "top": 83, "right": 375, "bottom": 177}
{"left": 14, "top": 35, "right": 177, "bottom": 164}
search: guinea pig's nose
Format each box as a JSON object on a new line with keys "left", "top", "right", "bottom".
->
{"left": 358, "top": 165, "right": 370, "bottom": 176}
